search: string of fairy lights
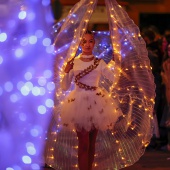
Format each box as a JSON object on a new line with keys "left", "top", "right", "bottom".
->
{"left": 45, "top": 1, "right": 154, "bottom": 169}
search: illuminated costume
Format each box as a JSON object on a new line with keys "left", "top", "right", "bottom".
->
{"left": 60, "top": 54, "right": 122, "bottom": 131}
{"left": 45, "top": 0, "right": 155, "bottom": 169}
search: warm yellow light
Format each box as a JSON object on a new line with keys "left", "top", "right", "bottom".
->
{"left": 116, "top": 140, "right": 119, "bottom": 143}
{"left": 150, "top": 98, "right": 154, "bottom": 102}
{"left": 71, "top": 53, "right": 75, "bottom": 57}
{"left": 94, "top": 163, "right": 98, "bottom": 167}
{"left": 143, "top": 141, "right": 149, "bottom": 147}
{"left": 74, "top": 145, "right": 78, "bottom": 149}
{"left": 138, "top": 133, "right": 142, "bottom": 136}
{"left": 131, "top": 127, "right": 134, "bottom": 130}
{"left": 73, "top": 164, "right": 78, "bottom": 168}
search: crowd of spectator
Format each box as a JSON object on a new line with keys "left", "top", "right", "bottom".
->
{"left": 141, "top": 25, "right": 170, "bottom": 152}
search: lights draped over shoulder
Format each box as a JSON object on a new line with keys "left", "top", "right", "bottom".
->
{"left": 45, "top": 0, "right": 155, "bottom": 169}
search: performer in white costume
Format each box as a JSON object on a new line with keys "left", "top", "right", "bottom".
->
{"left": 44, "top": 0, "right": 155, "bottom": 170}
{"left": 60, "top": 31, "right": 122, "bottom": 170}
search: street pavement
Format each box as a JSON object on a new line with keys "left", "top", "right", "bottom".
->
{"left": 43, "top": 150, "right": 170, "bottom": 170}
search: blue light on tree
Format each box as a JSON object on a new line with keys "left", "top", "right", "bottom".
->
{"left": 0, "top": 0, "right": 54, "bottom": 169}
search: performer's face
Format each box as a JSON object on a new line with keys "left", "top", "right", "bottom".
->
{"left": 80, "top": 33, "right": 95, "bottom": 55}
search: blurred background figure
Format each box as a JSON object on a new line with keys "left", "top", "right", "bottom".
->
{"left": 162, "top": 28, "right": 170, "bottom": 60}
{"left": 142, "top": 28, "right": 162, "bottom": 149}
{"left": 160, "top": 42, "right": 170, "bottom": 151}
{"left": 161, "top": 57, "right": 170, "bottom": 151}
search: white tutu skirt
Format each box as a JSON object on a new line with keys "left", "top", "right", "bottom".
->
{"left": 59, "top": 87, "right": 122, "bottom": 131}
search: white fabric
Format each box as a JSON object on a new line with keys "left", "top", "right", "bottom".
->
{"left": 59, "top": 56, "right": 121, "bottom": 131}
{"left": 44, "top": 0, "right": 155, "bottom": 169}
{"left": 60, "top": 71, "right": 74, "bottom": 91}
{"left": 61, "top": 56, "right": 115, "bottom": 90}
{"left": 81, "top": 54, "right": 94, "bottom": 58}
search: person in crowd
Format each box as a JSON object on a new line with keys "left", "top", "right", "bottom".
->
{"left": 162, "top": 28, "right": 170, "bottom": 60}
{"left": 159, "top": 31, "right": 170, "bottom": 149}
{"left": 142, "top": 28, "right": 162, "bottom": 148}
{"left": 148, "top": 25, "right": 162, "bottom": 43}
{"left": 161, "top": 47, "right": 170, "bottom": 151}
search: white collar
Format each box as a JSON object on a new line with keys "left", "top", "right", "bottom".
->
{"left": 81, "top": 54, "right": 94, "bottom": 59}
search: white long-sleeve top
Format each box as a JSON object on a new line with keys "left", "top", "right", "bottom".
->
{"left": 61, "top": 57, "right": 115, "bottom": 91}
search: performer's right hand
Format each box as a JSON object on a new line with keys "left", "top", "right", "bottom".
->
{"left": 64, "top": 58, "right": 74, "bottom": 73}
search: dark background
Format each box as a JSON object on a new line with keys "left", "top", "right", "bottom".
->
{"left": 140, "top": 13, "right": 170, "bottom": 34}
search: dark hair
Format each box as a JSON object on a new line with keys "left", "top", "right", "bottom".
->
{"left": 142, "top": 29, "right": 155, "bottom": 41}
{"left": 148, "top": 25, "right": 159, "bottom": 34}
{"left": 83, "top": 30, "right": 94, "bottom": 40}
{"left": 85, "top": 30, "right": 93, "bottom": 34}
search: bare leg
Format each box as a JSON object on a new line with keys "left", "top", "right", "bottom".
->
{"left": 88, "top": 128, "right": 98, "bottom": 170}
{"left": 76, "top": 129, "right": 89, "bottom": 170}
